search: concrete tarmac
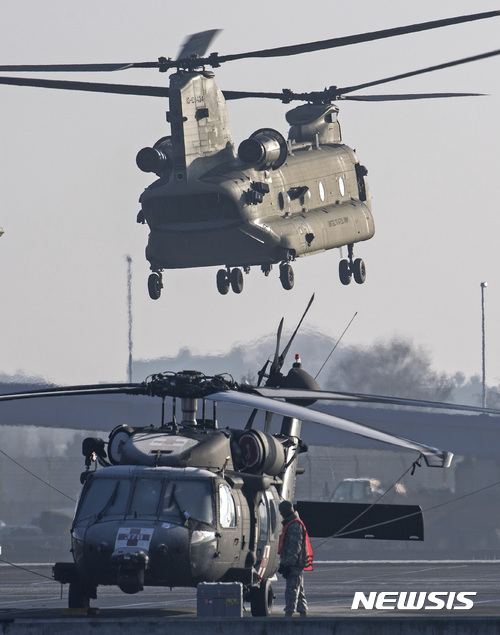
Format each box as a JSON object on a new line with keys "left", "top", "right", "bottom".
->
{"left": 1, "top": 560, "right": 500, "bottom": 632}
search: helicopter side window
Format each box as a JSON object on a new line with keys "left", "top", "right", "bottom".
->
{"left": 318, "top": 181, "right": 326, "bottom": 202}
{"left": 264, "top": 491, "right": 278, "bottom": 540}
{"left": 75, "top": 477, "right": 131, "bottom": 523}
{"left": 129, "top": 478, "right": 163, "bottom": 518}
{"left": 219, "top": 483, "right": 236, "bottom": 528}
{"left": 258, "top": 498, "right": 269, "bottom": 543}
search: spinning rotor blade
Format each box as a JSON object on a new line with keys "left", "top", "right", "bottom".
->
{"left": 252, "top": 387, "right": 500, "bottom": 417}
{"left": 342, "top": 92, "right": 486, "bottom": 101}
{"left": 224, "top": 47, "right": 500, "bottom": 103}
{"left": 337, "top": 49, "right": 500, "bottom": 96}
{"left": 216, "top": 11, "right": 500, "bottom": 64}
{"left": 210, "top": 390, "right": 452, "bottom": 468}
{"left": 177, "top": 29, "right": 221, "bottom": 60}
{"left": 0, "top": 76, "right": 170, "bottom": 97}
{"left": 0, "top": 63, "right": 144, "bottom": 73}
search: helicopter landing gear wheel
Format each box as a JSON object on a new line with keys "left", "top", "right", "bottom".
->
{"left": 148, "top": 272, "right": 163, "bottom": 300}
{"left": 352, "top": 257, "right": 366, "bottom": 284}
{"left": 68, "top": 579, "right": 91, "bottom": 610}
{"left": 216, "top": 269, "right": 230, "bottom": 295}
{"left": 230, "top": 267, "right": 244, "bottom": 294}
{"left": 279, "top": 263, "right": 294, "bottom": 290}
{"left": 339, "top": 259, "right": 352, "bottom": 285}
{"left": 250, "top": 579, "right": 274, "bottom": 616}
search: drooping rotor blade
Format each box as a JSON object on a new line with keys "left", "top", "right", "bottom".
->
{"left": 215, "top": 11, "right": 500, "bottom": 64}
{"left": 0, "top": 75, "right": 170, "bottom": 97}
{"left": 252, "top": 387, "right": 500, "bottom": 417}
{"left": 342, "top": 92, "right": 486, "bottom": 101}
{"left": 210, "top": 390, "right": 453, "bottom": 468}
{"left": 0, "top": 383, "right": 147, "bottom": 402}
{"left": 337, "top": 49, "right": 500, "bottom": 96}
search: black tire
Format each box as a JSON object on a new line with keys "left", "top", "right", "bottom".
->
{"left": 352, "top": 258, "right": 366, "bottom": 284}
{"left": 68, "top": 579, "right": 91, "bottom": 610}
{"left": 216, "top": 269, "right": 230, "bottom": 295}
{"left": 339, "top": 259, "right": 352, "bottom": 285}
{"left": 147, "top": 272, "right": 162, "bottom": 300}
{"left": 250, "top": 579, "right": 274, "bottom": 617}
{"left": 230, "top": 268, "right": 244, "bottom": 294}
{"left": 279, "top": 263, "right": 294, "bottom": 290}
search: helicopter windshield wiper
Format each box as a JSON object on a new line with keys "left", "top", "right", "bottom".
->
{"left": 96, "top": 481, "right": 120, "bottom": 522}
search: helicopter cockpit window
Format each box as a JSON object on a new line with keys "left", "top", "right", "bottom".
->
{"left": 219, "top": 483, "right": 236, "bottom": 528}
{"left": 75, "top": 477, "right": 131, "bottom": 523}
{"left": 160, "top": 479, "right": 213, "bottom": 526}
{"left": 130, "top": 478, "right": 163, "bottom": 518}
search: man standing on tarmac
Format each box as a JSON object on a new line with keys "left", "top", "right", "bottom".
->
{"left": 277, "top": 500, "right": 314, "bottom": 617}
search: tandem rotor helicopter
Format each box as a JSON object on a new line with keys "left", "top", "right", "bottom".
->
{"left": 0, "top": 11, "right": 499, "bottom": 298}
{"left": 7, "top": 295, "right": 497, "bottom": 616}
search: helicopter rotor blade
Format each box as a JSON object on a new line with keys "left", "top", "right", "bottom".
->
{"left": 210, "top": 390, "right": 453, "bottom": 468}
{"left": 279, "top": 293, "right": 315, "bottom": 368}
{"left": 215, "top": 11, "right": 499, "bottom": 64}
{"left": 177, "top": 29, "right": 221, "bottom": 60}
{"left": 0, "top": 12, "right": 495, "bottom": 78}
{"left": 0, "top": 75, "right": 170, "bottom": 97}
{"left": 0, "top": 63, "right": 147, "bottom": 73}
{"left": 251, "top": 387, "right": 500, "bottom": 417}
{"left": 270, "top": 318, "right": 285, "bottom": 376}
{"left": 341, "top": 92, "right": 486, "bottom": 101}
{"left": 0, "top": 383, "right": 147, "bottom": 402}
{"left": 337, "top": 49, "right": 500, "bottom": 96}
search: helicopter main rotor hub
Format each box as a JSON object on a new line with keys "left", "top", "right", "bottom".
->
{"left": 145, "top": 370, "right": 236, "bottom": 399}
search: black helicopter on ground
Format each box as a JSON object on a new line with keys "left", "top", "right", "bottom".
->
{"left": 0, "top": 299, "right": 460, "bottom": 616}
{"left": 0, "top": 12, "right": 498, "bottom": 298}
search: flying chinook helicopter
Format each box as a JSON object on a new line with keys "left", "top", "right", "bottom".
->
{"left": 0, "top": 12, "right": 499, "bottom": 298}
{"left": 0, "top": 299, "right": 457, "bottom": 616}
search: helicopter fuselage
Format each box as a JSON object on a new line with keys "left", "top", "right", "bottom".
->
{"left": 142, "top": 144, "right": 374, "bottom": 269}
{"left": 70, "top": 465, "right": 280, "bottom": 593}
{"left": 136, "top": 71, "right": 374, "bottom": 296}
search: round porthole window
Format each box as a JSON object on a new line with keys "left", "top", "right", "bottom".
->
{"left": 339, "top": 177, "right": 345, "bottom": 197}
{"left": 319, "top": 181, "right": 325, "bottom": 202}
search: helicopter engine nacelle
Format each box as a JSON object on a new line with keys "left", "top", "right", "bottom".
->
{"left": 232, "top": 429, "right": 286, "bottom": 476}
{"left": 136, "top": 136, "right": 173, "bottom": 176}
{"left": 238, "top": 128, "right": 287, "bottom": 170}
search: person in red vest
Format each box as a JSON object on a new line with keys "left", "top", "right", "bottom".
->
{"left": 277, "top": 500, "right": 314, "bottom": 617}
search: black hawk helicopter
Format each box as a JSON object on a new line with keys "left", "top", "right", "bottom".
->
{"left": 0, "top": 11, "right": 499, "bottom": 298}
{"left": 0, "top": 297, "right": 466, "bottom": 616}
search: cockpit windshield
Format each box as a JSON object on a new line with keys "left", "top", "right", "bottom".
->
{"left": 75, "top": 475, "right": 214, "bottom": 526}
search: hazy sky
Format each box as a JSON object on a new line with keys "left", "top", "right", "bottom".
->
{"left": 0, "top": 0, "right": 499, "bottom": 387}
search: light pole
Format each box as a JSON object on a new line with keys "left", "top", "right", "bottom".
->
{"left": 126, "top": 255, "right": 133, "bottom": 383}
{"left": 481, "top": 281, "right": 487, "bottom": 409}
